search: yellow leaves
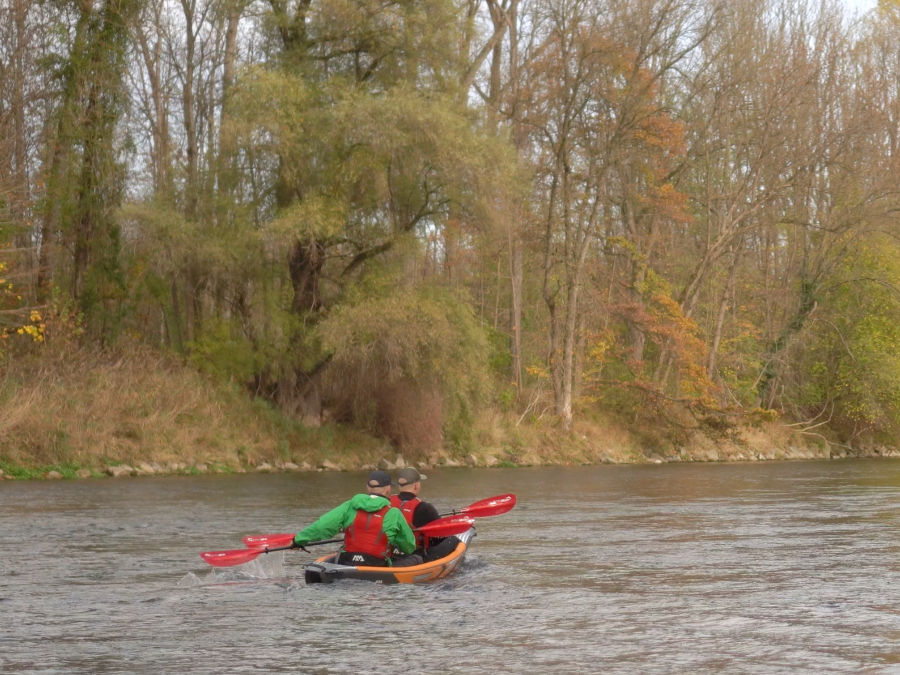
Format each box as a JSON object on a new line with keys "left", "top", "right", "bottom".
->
{"left": 0, "top": 244, "right": 46, "bottom": 342}
{"left": 17, "top": 324, "right": 44, "bottom": 343}
{"left": 587, "top": 333, "right": 614, "bottom": 363}
{"left": 525, "top": 364, "right": 549, "bottom": 380}
{"left": 0, "top": 252, "right": 44, "bottom": 347}
{"left": 13, "top": 311, "right": 45, "bottom": 343}
{"left": 583, "top": 272, "right": 718, "bottom": 409}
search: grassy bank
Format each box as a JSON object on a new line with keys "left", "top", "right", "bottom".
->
{"left": 0, "top": 342, "right": 384, "bottom": 479}
{"left": 0, "top": 342, "right": 880, "bottom": 481}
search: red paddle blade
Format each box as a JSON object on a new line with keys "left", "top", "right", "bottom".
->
{"left": 243, "top": 533, "right": 295, "bottom": 549}
{"left": 200, "top": 547, "right": 265, "bottom": 567}
{"left": 460, "top": 493, "right": 516, "bottom": 518}
{"left": 416, "top": 515, "right": 475, "bottom": 537}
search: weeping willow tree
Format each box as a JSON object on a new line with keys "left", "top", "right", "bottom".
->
{"left": 318, "top": 282, "right": 492, "bottom": 456}
{"left": 162, "top": 0, "right": 520, "bottom": 444}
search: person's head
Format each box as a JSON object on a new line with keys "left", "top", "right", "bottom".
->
{"left": 395, "top": 467, "right": 427, "bottom": 495}
{"left": 366, "top": 470, "right": 392, "bottom": 496}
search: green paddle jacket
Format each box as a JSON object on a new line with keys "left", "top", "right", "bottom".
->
{"left": 293, "top": 493, "right": 416, "bottom": 555}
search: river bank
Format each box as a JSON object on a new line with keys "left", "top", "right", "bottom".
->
{"left": 3, "top": 414, "right": 897, "bottom": 481}
{"left": 2, "top": 343, "right": 896, "bottom": 480}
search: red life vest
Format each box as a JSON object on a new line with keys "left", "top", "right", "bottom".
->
{"left": 343, "top": 505, "right": 391, "bottom": 560}
{"left": 390, "top": 495, "right": 423, "bottom": 547}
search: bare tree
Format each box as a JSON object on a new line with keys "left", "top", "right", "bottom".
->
{"left": 515, "top": 0, "right": 715, "bottom": 427}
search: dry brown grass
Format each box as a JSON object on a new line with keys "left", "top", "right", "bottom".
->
{"left": 0, "top": 341, "right": 301, "bottom": 470}
{"left": 0, "top": 341, "right": 831, "bottom": 477}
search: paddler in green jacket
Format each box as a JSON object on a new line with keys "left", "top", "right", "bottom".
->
{"left": 291, "top": 470, "right": 417, "bottom": 567}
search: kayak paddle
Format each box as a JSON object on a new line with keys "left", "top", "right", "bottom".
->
{"left": 438, "top": 493, "right": 516, "bottom": 518}
{"left": 241, "top": 496, "right": 514, "bottom": 548}
{"left": 416, "top": 515, "right": 475, "bottom": 536}
{"left": 200, "top": 536, "right": 342, "bottom": 567}
{"left": 203, "top": 515, "right": 475, "bottom": 567}
{"left": 243, "top": 533, "right": 295, "bottom": 549}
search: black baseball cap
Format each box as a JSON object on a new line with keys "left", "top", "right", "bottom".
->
{"left": 367, "top": 470, "right": 392, "bottom": 488}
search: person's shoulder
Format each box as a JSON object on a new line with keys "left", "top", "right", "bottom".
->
{"left": 348, "top": 493, "right": 390, "bottom": 510}
{"left": 416, "top": 500, "right": 439, "bottom": 516}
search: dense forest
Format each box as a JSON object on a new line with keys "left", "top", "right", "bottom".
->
{"left": 2, "top": 0, "right": 900, "bottom": 471}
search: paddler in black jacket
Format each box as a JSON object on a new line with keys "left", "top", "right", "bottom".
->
{"left": 390, "top": 467, "right": 460, "bottom": 562}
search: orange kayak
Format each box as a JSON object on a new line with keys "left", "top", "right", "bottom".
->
{"left": 303, "top": 528, "right": 475, "bottom": 584}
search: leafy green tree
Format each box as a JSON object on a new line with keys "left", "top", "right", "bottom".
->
{"left": 223, "top": 0, "right": 515, "bottom": 423}
{"left": 789, "top": 234, "right": 900, "bottom": 445}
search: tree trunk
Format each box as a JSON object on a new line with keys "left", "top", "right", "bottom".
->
{"left": 37, "top": 6, "right": 94, "bottom": 301}
{"left": 707, "top": 242, "right": 741, "bottom": 379}
{"left": 508, "top": 226, "right": 523, "bottom": 392}
{"left": 507, "top": 0, "right": 523, "bottom": 394}
{"left": 289, "top": 238, "right": 324, "bottom": 314}
{"left": 179, "top": 0, "right": 198, "bottom": 219}
{"left": 757, "top": 279, "right": 818, "bottom": 408}
{"left": 135, "top": 12, "right": 172, "bottom": 198}
{"left": 11, "top": 0, "right": 28, "bottom": 252}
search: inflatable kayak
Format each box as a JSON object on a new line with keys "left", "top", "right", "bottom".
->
{"left": 303, "top": 527, "right": 475, "bottom": 584}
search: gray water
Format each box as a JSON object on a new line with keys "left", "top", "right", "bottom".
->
{"left": 2, "top": 460, "right": 900, "bottom": 674}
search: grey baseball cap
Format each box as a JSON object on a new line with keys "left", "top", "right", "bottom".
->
{"left": 396, "top": 467, "right": 427, "bottom": 486}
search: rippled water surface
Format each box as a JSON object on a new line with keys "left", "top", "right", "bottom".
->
{"left": 3, "top": 460, "right": 900, "bottom": 673}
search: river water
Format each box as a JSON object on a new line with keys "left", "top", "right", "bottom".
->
{"left": 2, "top": 460, "right": 900, "bottom": 673}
